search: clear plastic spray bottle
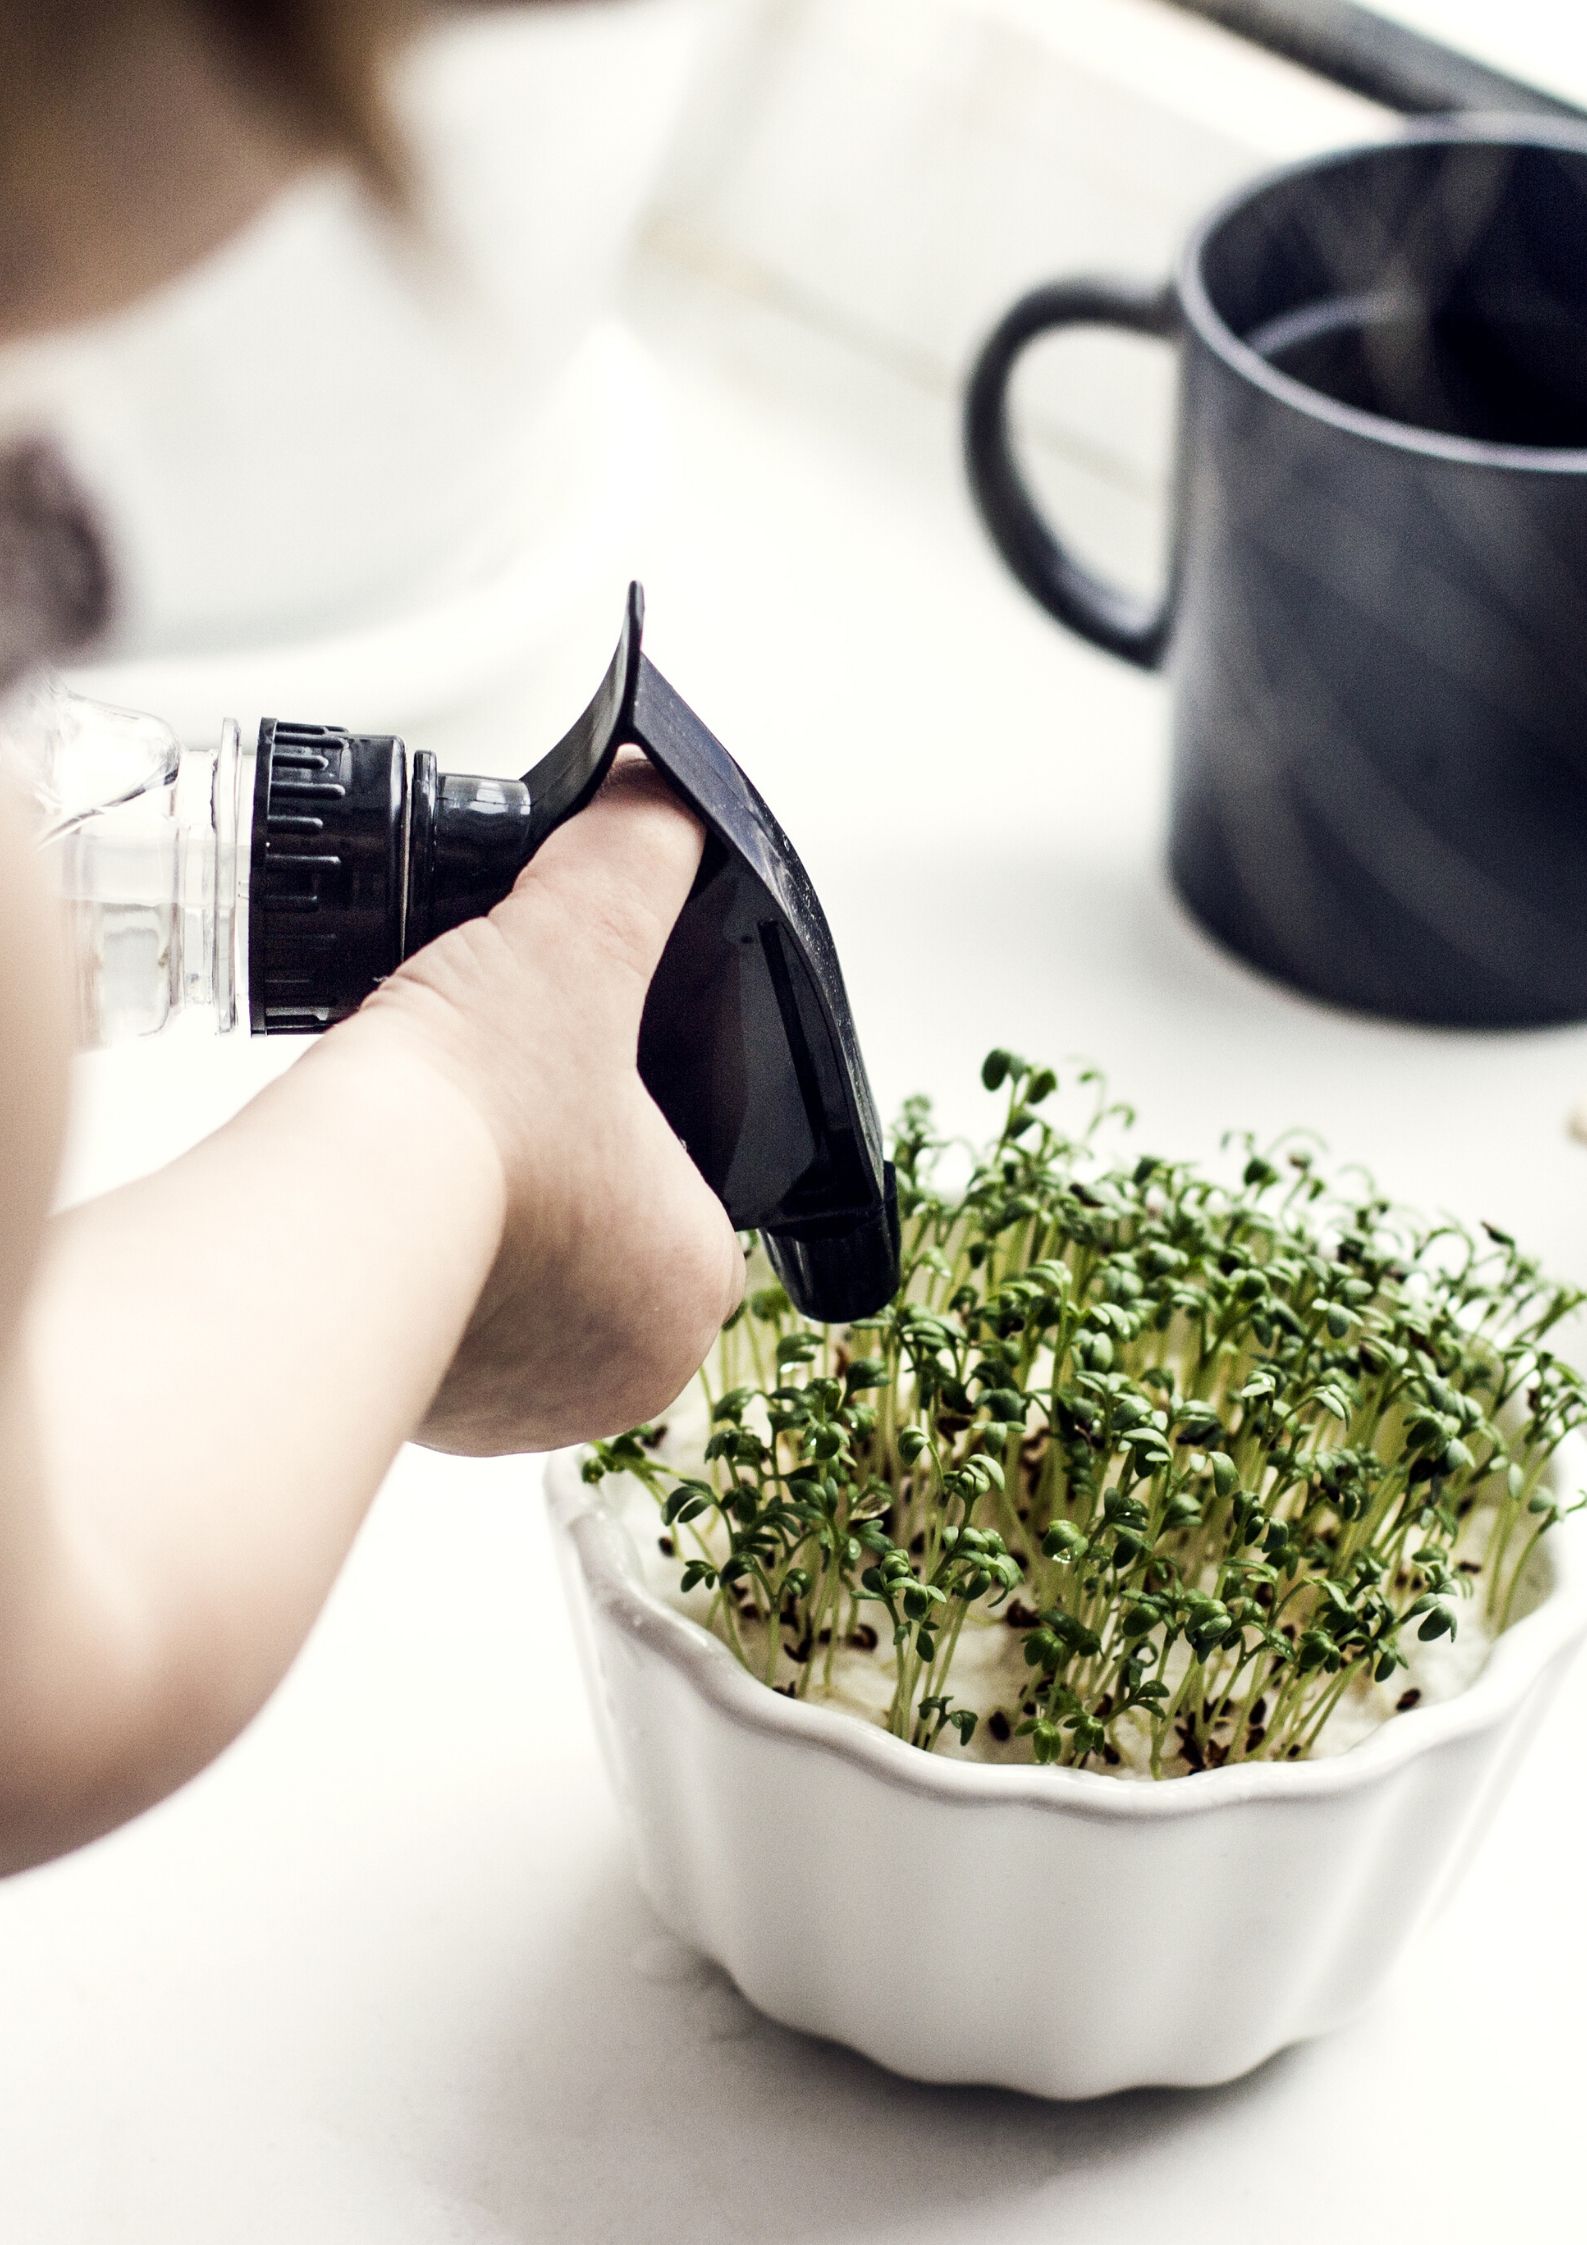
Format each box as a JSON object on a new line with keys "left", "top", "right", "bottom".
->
{"left": 1, "top": 675, "right": 251, "bottom": 1047}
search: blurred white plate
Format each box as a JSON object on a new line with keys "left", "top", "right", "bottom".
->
{"left": 64, "top": 321, "right": 661, "bottom": 754}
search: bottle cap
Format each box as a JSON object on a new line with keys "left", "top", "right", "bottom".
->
{"left": 248, "top": 719, "right": 406, "bottom": 1033}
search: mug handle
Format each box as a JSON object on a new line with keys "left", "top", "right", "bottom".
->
{"left": 964, "top": 278, "right": 1180, "bottom": 672}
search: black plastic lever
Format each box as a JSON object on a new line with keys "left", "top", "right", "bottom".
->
{"left": 515, "top": 586, "right": 900, "bottom": 1323}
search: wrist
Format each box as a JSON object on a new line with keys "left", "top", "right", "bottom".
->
{"left": 310, "top": 1004, "right": 511, "bottom": 1268}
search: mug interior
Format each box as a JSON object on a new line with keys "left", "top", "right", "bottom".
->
{"left": 1194, "top": 133, "right": 1587, "bottom": 449}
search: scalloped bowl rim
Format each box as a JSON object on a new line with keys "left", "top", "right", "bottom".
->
{"left": 547, "top": 1430, "right": 1587, "bottom": 1825}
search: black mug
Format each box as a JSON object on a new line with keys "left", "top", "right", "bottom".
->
{"left": 966, "top": 124, "right": 1587, "bottom": 1028}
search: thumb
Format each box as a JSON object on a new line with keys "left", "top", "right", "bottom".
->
{"left": 489, "top": 752, "right": 705, "bottom": 1008}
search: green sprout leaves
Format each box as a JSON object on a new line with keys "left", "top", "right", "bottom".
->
{"left": 586, "top": 1054, "right": 1585, "bottom": 1777}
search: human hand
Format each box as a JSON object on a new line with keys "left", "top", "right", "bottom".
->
{"left": 336, "top": 753, "right": 745, "bottom": 1455}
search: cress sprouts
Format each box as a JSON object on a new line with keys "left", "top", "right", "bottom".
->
{"left": 585, "top": 1055, "right": 1585, "bottom": 1777}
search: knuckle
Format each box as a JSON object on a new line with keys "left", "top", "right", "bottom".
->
{"left": 369, "top": 914, "right": 518, "bottom": 1027}
{"left": 582, "top": 885, "right": 670, "bottom": 985}
{"left": 509, "top": 849, "right": 669, "bottom": 990}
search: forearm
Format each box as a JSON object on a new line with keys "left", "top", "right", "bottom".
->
{"left": 2, "top": 1020, "right": 505, "bottom": 1872}
{"left": 0, "top": 756, "right": 737, "bottom": 1875}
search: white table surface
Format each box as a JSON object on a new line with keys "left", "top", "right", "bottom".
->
{"left": 6, "top": 255, "right": 1587, "bottom": 2243}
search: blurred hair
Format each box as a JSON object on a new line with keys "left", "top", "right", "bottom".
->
{"left": 193, "top": 0, "right": 425, "bottom": 194}
{"left": 0, "top": 1, "right": 441, "bottom": 201}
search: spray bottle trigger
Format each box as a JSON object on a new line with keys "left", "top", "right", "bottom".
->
{"left": 519, "top": 582, "right": 645, "bottom": 850}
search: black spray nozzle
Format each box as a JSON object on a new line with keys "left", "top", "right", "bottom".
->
{"left": 249, "top": 586, "right": 900, "bottom": 1322}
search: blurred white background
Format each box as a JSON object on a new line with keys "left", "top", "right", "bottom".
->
{"left": 1379, "top": 0, "right": 1587, "bottom": 100}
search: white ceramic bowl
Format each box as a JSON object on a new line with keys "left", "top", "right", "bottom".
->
{"left": 547, "top": 1437, "right": 1587, "bottom": 2099}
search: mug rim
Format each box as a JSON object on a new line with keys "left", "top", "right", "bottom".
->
{"left": 1178, "top": 117, "right": 1587, "bottom": 475}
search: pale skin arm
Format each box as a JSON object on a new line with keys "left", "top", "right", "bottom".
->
{"left": 0, "top": 757, "right": 742, "bottom": 1876}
